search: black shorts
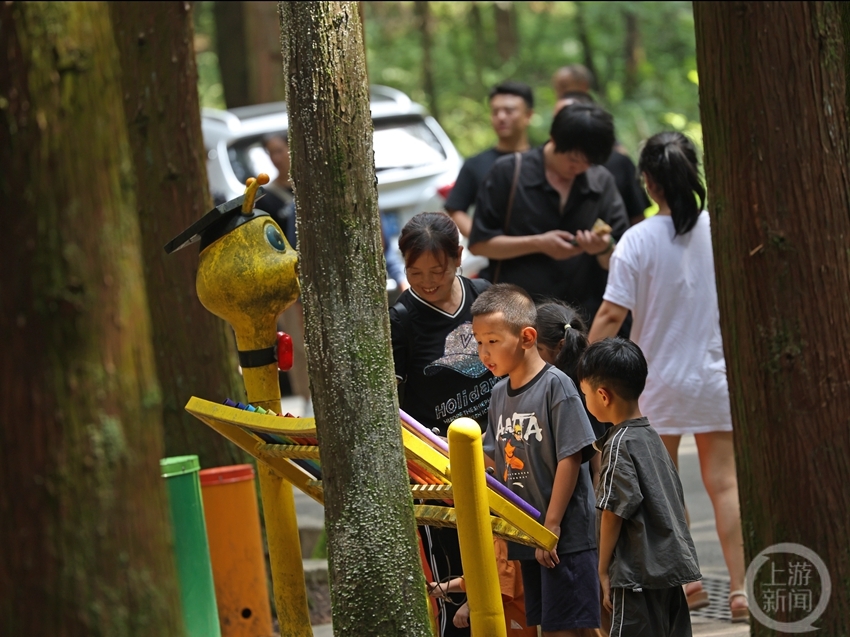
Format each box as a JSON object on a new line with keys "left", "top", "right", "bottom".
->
{"left": 609, "top": 586, "right": 691, "bottom": 637}
{"left": 520, "top": 548, "right": 601, "bottom": 631}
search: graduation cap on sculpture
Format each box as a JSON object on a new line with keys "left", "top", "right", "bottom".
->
{"left": 164, "top": 174, "right": 271, "bottom": 254}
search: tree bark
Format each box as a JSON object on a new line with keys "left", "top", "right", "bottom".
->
{"left": 0, "top": 3, "right": 185, "bottom": 635}
{"left": 575, "top": 1, "right": 603, "bottom": 98}
{"left": 414, "top": 1, "right": 439, "bottom": 120}
{"left": 695, "top": 2, "right": 850, "bottom": 633}
{"left": 109, "top": 1, "right": 248, "bottom": 469}
{"left": 279, "top": 2, "right": 433, "bottom": 635}
{"left": 468, "top": 2, "right": 488, "bottom": 94}
{"left": 493, "top": 1, "right": 518, "bottom": 63}
{"left": 213, "top": 0, "right": 251, "bottom": 107}
{"left": 244, "top": 1, "right": 287, "bottom": 104}
{"left": 623, "top": 8, "right": 641, "bottom": 99}
{"left": 214, "top": 0, "right": 285, "bottom": 107}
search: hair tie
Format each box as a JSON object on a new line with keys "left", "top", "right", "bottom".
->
{"left": 564, "top": 323, "right": 571, "bottom": 331}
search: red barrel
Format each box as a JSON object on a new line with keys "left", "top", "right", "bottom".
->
{"left": 200, "top": 465, "right": 273, "bottom": 637}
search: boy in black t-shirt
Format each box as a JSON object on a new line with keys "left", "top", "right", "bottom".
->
{"left": 577, "top": 338, "right": 701, "bottom": 637}
{"left": 473, "top": 284, "right": 600, "bottom": 636}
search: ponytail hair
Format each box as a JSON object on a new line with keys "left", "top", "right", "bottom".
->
{"left": 535, "top": 301, "right": 589, "bottom": 385}
{"left": 638, "top": 132, "right": 706, "bottom": 236}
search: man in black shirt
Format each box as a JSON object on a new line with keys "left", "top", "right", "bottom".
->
{"left": 445, "top": 81, "right": 534, "bottom": 237}
{"left": 555, "top": 91, "right": 650, "bottom": 226}
{"left": 468, "top": 104, "right": 629, "bottom": 323}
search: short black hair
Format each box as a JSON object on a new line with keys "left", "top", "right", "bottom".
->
{"left": 550, "top": 103, "right": 615, "bottom": 165}
{"left": 489, "top": 80, "right": 534, "bottom": 110}
{"left": 576, "top": 337, "right": 647, "bottom": 402}
{"left": 470, "top": 283, "right": 536, "bottom": 335}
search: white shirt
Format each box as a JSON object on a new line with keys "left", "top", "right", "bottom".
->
{"left": 603, "top": 211, "right": 732, "bottom": 434}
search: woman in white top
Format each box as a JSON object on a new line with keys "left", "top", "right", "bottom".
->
{"left": 588, "top": 132, "right": 748, "bottom": 623}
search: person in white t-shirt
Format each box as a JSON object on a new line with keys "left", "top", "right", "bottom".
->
{"left": 587, "top": 132, "right": 749, "bottom": 624}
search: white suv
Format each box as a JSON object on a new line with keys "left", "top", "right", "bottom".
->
{"left": 201, "top": 85, "right": 462, "bottom": 247}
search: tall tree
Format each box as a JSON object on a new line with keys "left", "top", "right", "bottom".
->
{"left": 414, "top": 1, "right": 439, "bottom": 120}
{"left": 574, "top": 1, "right": 603, "bottom": 99}
{"left": 214, "top": 0, "right": 285, "bottom": 108}
{"left": 279, "top": 2, "right": 432, "bottom": 635}
{"left": 493, "top": 1, "right": 518, "bottom": 63}
{"left": 0, "top": 3, "right": 185, "bottom": 635}
{"left": 109, "top": 1, "right": 248, "bottom": 468}
{"left": 695, "top": 2, "right": 850, "bottom": 633}
{"left": 622, "top": 7, "right": 642, "bottom": 99}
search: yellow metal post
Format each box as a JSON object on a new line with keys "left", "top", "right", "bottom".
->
{"left": 448, "top": 418, "right": 507, "bottom": 637}
{"left": 258, "top": 465, "right": 312, "bottom": 635}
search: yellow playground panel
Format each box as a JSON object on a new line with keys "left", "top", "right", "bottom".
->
{"left": 185, "top": 397, "right": 557, "bottom": 636}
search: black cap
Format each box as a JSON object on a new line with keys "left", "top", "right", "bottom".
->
{"left": 164, "top": 188, "right": 269, "bottom": 254}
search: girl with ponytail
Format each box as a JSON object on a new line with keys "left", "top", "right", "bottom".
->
{"left": 535, "top": 298, "right": 608, "bottom": 457}
{"left": 587, "top": 132, "right": 748, "bottom": 622}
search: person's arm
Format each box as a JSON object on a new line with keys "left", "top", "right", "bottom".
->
{"left": 588, "top": 300, "right": 629, "bottom": 343}
{"left": 598, "top": 509, "right": 624, "bottom": 612}
{"left": 469, "top": 231, "right": 582, "bottom": 260}
{"left": 428, "top": 577, "right": 464, "bottom": 598}
{"left": 446, "top": 209, "right": 473, "bottom": 238}
{"left": 535, "top": 450, "right": 582, "bottom": 568}
{"left": 444, "top": 160, "right": 479, "bottom": 238}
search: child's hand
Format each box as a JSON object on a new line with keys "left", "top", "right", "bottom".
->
{"left": 599, "top": 571, "right": 612, "bottom": 612}
{"left": 427, "top": 582, "right": 447, "bottom": 599}
{"left": 453, "top": 602, "right": 470, "bottom": 628}
{"left": 536, "top": 522, "right": 561, "bottom": 568}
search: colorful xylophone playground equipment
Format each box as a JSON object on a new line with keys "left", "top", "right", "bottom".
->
{"left": 166, "top": 176, "right": 556, "bottom": 636}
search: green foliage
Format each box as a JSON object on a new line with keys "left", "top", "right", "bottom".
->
{"left": 193, "top": 1, "right": 225, "bottom": 109}
{"left": 193, "top": 1, "right": 703, "bottom": 158}
{"left": 363, "top": 1, "right": 702, "bottom": 159}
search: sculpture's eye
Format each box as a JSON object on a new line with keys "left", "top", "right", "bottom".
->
{"left": 265, "top": 223, "right": 286, "bottom": 252}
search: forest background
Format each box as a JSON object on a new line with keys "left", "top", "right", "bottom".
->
{"left": 194, "top": 1, "right": 702, "bottom": 162}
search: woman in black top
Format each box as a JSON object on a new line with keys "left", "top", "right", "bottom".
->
{"left": 390, "top": 212, "right": 494, "bottom": 636}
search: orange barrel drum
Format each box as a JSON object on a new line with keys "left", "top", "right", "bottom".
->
{"left": 199, "top": 465, "right": 273, "bottom": 637}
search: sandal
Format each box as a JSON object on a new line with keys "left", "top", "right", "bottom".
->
{"left": 728, "top": 590, "right": 750, "bottom": 624}
{"left": 685, "top": 581, "right": 710, "bottom": 611}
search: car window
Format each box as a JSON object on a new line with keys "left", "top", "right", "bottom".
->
{"left": 373, "top": 118, "right": 446, "bottom": 171}
{"left": 224, "top": 116, "right": 447, "bottom": 184}
{"left": 227, "top": 142, "right": 278, "bottom": 185}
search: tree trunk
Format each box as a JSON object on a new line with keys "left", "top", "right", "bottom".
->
{"left": 493, "top": 1, "right": 518, "bottom": 63}
{"left": 695, "top": 2, "right": 850, "bottom": 633}
{"left": 244, "top": 1, "right": 287, "bottom": 104}
{"left": 213, "top": 0, "right": 251, "bottom": 107}
{"left": 575, "top": 1, "right": 603, "bottom": 98}
{"left": 0, "top": 3, "right": 185, "bottom": 636}
{"left": 109, "top": 1, "right": 248, "bottom": 469}
{"left": 468, "top": 2, "right": 488, "bottom": 94}
{"left": 414, "top": 1, "right": 439, "bottom": 120}
{"left": 279, "top": 2, "right": 433, "bottom": 635}
{"left": 214, "top": 0, "right": 285, "bottom": 107}
{"left": 623, "top": 8, "right": 641, "bottom": 99}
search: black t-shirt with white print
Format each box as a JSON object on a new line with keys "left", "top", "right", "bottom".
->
{"left": 390, "top": 276, "right": 497, "bottom": 436}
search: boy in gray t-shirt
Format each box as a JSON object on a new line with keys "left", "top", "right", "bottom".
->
{"left": 577, "top": 338, "right": 701, "bottom": 637}
{"left": 472, "top": 284, "right": 600, "bottom": 635}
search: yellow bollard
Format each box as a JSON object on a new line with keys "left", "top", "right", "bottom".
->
{"left": 448, "top": 418, "right": 507, "bottom": 637}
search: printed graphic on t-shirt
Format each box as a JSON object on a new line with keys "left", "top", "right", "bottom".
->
{"left": 424, "top": 323, "right": 488, "bottom": 378}
{"left": 497, "top": 411, "right": 544, "bottom": 488}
